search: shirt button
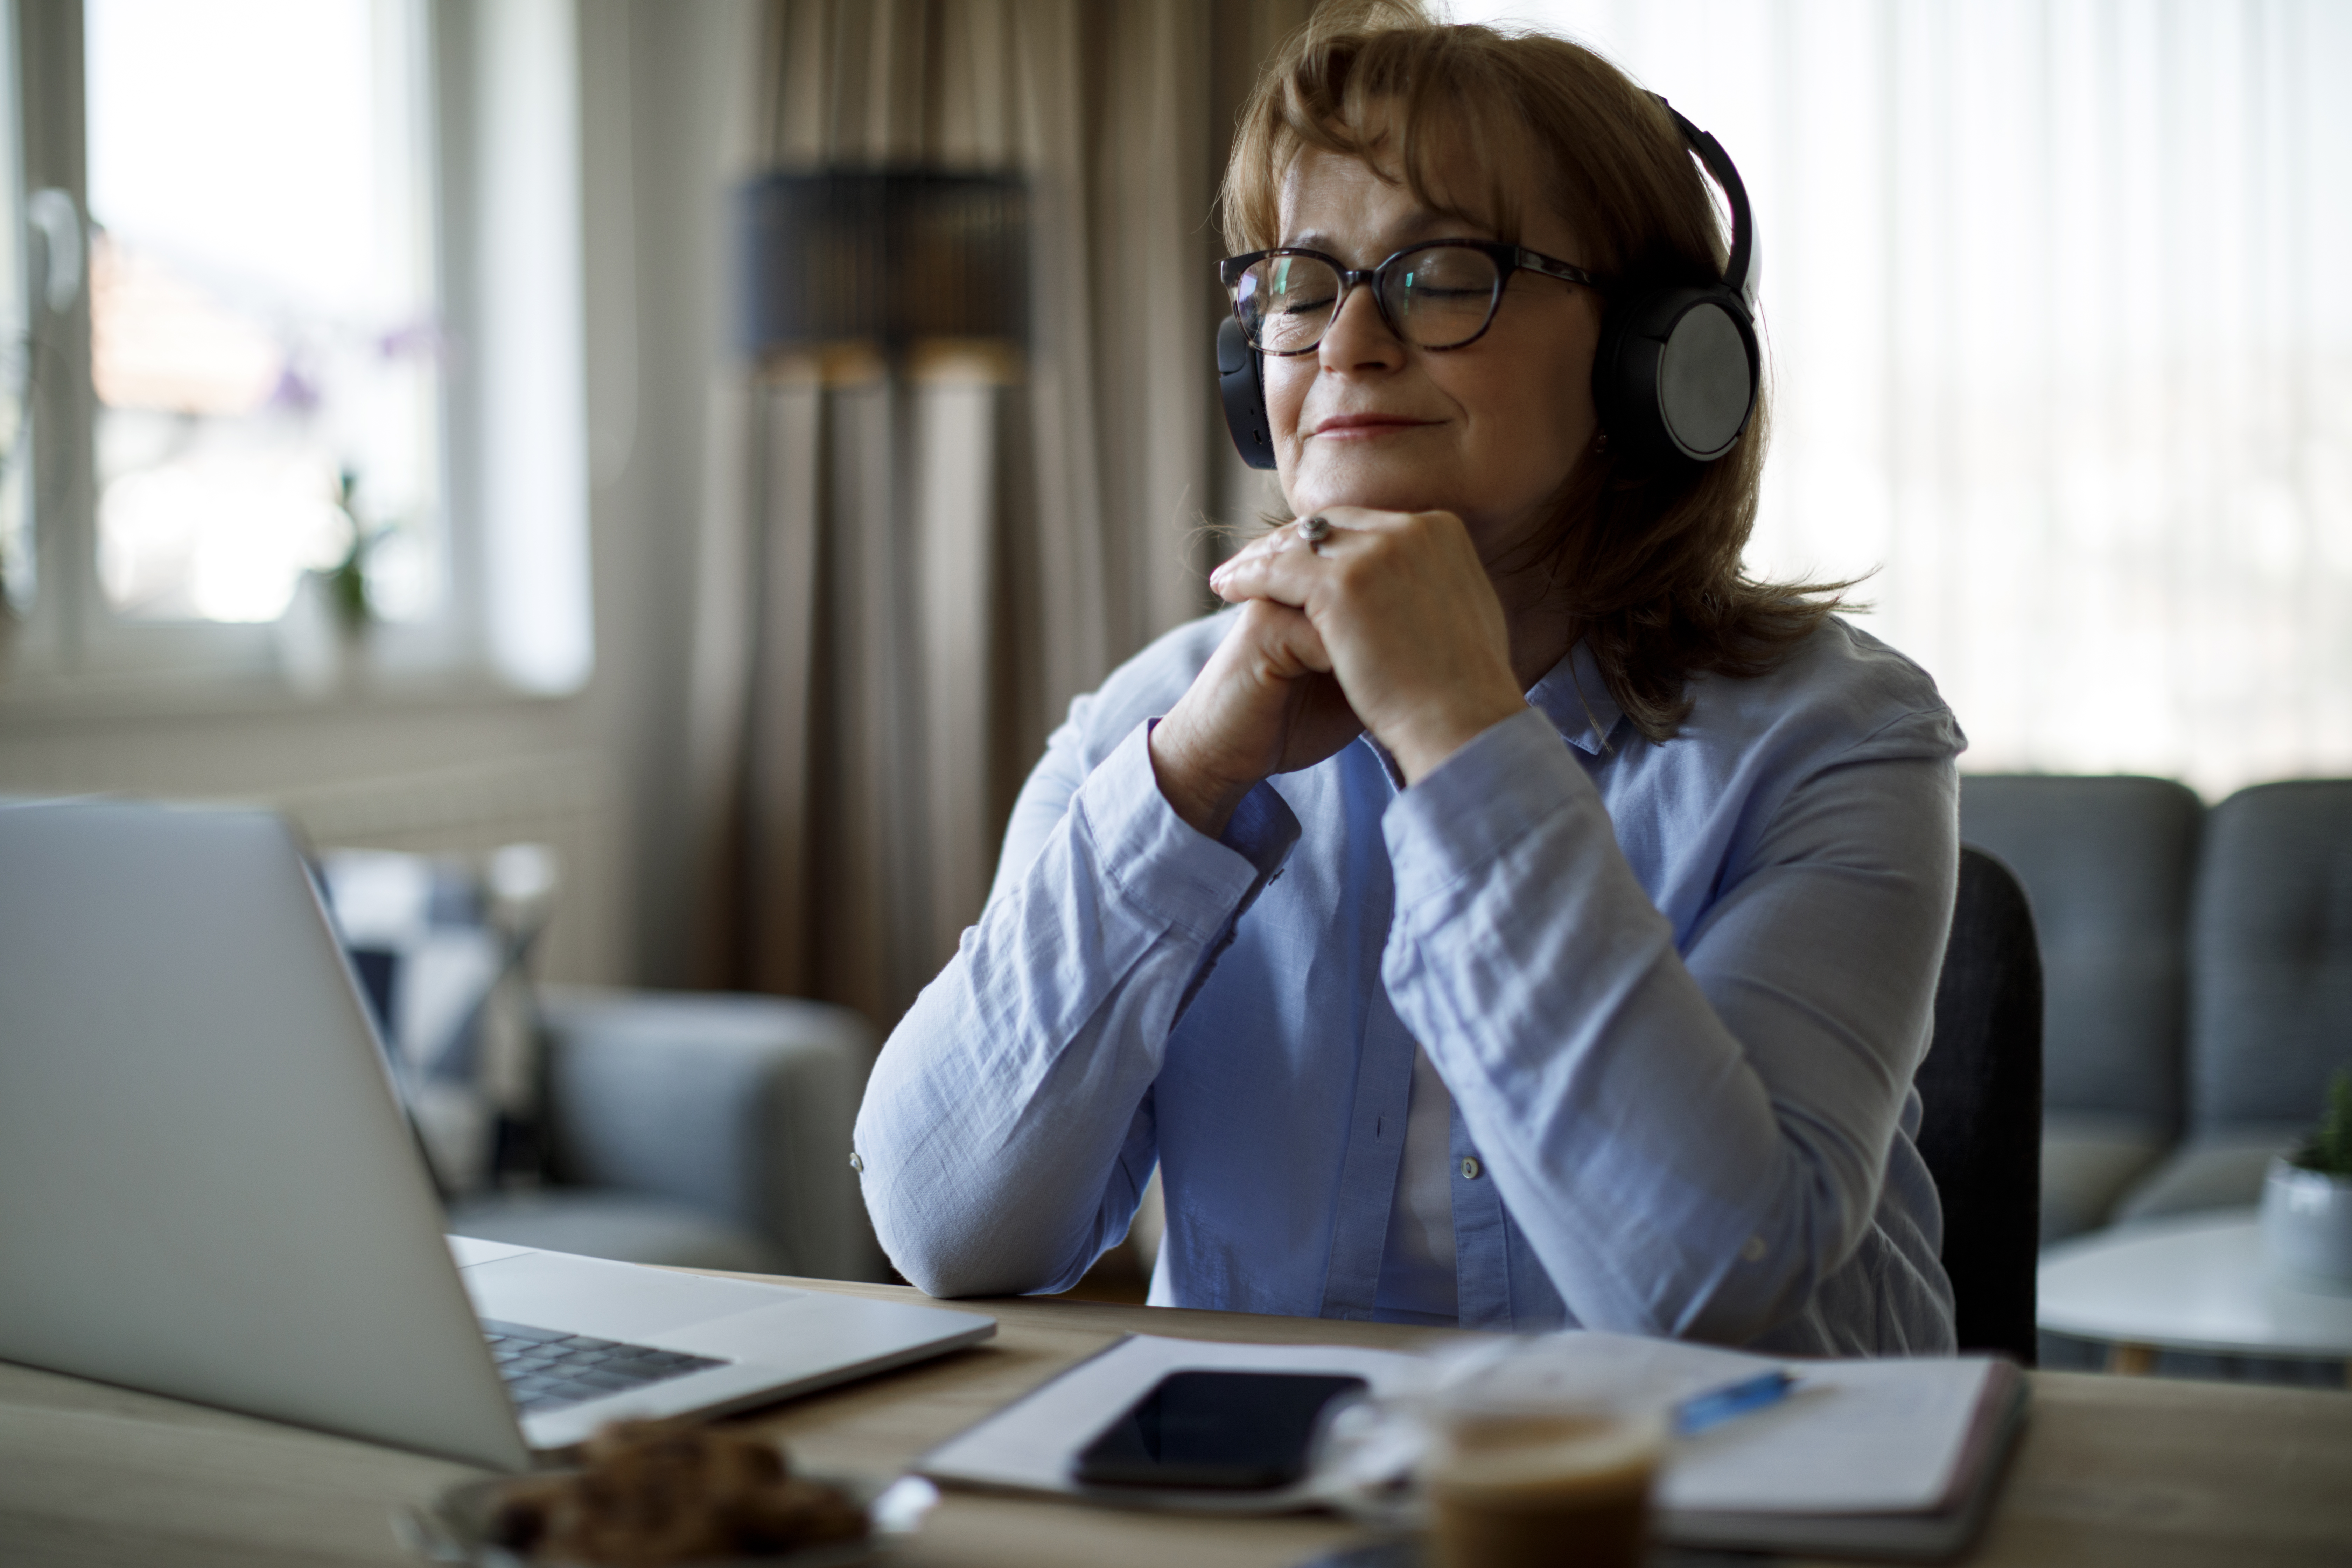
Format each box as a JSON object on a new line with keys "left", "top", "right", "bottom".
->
{"left": 1741, "top": 1234, "right": 1766, "bottom": 1263}
{"left": 1460, "top": 1157, "right": 1482, "bottom": 1181}
{"left": 849, "top": 1152, "right": 865, "bottom": 1174}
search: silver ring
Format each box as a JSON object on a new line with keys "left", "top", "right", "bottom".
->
{"left": 1298, "top": 514, "right": 1333, "bottom": 546}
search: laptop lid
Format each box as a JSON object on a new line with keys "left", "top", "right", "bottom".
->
{"left": 0, "top": 799, "right": 532, "bottom": 1470}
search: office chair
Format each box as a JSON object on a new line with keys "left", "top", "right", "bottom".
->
{"left": 1915, "top": 846, "right": 2045, "bottom": 1364}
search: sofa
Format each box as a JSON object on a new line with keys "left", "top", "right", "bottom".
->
{"left": 1959, "top": 776, "right": 2352, "bottom": 1247}
{"left": 448, "top": 986, "right": 888, "bottom": 1282}
{"left": 316, "top": 847, "right": 888, "bottom": 1283}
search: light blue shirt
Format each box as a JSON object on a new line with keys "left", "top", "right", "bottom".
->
{"left": 855, "top": 613, "right": 1963, "bottom": 1356}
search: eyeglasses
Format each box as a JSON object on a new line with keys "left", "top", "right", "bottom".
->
{"left": 1219, "top": 240, "right": 1601, "bottom": 356}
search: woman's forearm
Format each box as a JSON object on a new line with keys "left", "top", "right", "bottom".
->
{"left": 1380, "top": 708, "right": 1959, "bottom": 1344}
{"left": 855, "top": 898, "right": 1171, "bottom": 1296}
{"left": 853, "top": 721, "right": 1286, "bottom": 1297}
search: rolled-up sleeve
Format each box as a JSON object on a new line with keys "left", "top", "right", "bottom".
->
{"left": 854, "top": 712, "right": 1298, "bottom": 1297}
{"left": 1380, "top": 705, "right": 1958, "bottom": 1345}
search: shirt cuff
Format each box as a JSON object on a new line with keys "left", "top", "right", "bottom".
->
{"left": 1382, "top": 706, "right": 1595, "bottom": 912}
{"left": 1219, "top": 771, "right": 1304, "bottom": 887}
{"left": 1072, "top": 719, "right": 1296, "bottom": 941}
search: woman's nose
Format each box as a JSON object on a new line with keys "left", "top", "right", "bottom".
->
{"left": 1318, "top": 279, "right": 1404, "bottom": 372}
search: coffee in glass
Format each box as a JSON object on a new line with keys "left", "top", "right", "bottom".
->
{"left": 1422, "top": 1370, "right": 1666, "bottom": 1568}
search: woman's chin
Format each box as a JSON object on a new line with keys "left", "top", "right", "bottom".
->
{"left": 1285, "top": 436, "right": 1492, "bottom": 519}
{"left": 1284, "top": 472, "right": 1446, "bottom": 523}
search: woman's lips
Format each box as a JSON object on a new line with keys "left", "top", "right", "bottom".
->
{"left": 1311, "top": 413, "right": 1437, "bottom": 439}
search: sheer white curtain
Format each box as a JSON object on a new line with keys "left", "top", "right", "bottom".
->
{"left": 1460, "top": 0, "right": 2352, "bottom": 796}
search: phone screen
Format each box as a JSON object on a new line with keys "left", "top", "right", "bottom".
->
{"left": 1069, "top": 1370, "right": 1370, "bottom": 1491}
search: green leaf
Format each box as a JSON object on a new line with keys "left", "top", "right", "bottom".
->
{"left": 2308, "top": 1069, "right": 2352, "bottom": 1177}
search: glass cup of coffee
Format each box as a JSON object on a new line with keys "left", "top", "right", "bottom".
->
{"left": 1419, "top": 1352, "right": 1668, "bottom": 1568}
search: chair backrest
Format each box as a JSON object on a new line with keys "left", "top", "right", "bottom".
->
{"left": 2189, "top": 780, "right": 2352, "bottom": 1131}
{"left": 1915, "top": 846, "right": 2044, "bottom": 1363}
{"left": 1958, "top": 775, "right": 2200, "bottom": 1133}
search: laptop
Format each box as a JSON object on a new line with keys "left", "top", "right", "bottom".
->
{"left": 0, "top": 798, "right": 994, "bottom": 1471}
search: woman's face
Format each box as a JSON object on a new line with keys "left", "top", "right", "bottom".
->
{"left": 1265, "top": 135, "right": 1601, "bottom": 565}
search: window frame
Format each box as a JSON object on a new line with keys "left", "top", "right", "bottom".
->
{"left": 2, "top": 0, "right": 593, "bottom": 704}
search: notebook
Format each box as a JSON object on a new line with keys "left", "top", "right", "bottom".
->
{"left": 918, "top": 1331, "right": 2026, "bottom": 1559}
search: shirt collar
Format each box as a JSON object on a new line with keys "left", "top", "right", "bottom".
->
{"left": 1526, "top": 640, "right": 1625, "bottom": 756}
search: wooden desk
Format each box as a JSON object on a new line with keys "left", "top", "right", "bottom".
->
{"left": 3, "top": 1275, "right": 2348, "bottom": 1568}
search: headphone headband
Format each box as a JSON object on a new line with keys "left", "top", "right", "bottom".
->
{"left": 1653, "top": 97, "right": 1756, "bottom": 306}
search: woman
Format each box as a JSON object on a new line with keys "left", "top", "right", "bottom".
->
{"left": 854, "top": 4, "right": 1961, "bottom": 1357}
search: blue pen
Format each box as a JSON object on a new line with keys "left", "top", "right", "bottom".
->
{"left": 1672, "top": 1369, "right": 1800, "bottom": 1437}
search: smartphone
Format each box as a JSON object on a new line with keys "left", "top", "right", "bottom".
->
{"left": 1069, "top": 1370, "right": 1371, "bottom": 1491}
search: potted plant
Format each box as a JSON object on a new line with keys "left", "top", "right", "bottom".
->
{"left": 2261, "top": 1070, "right": 2352, "bottom": 1293}
{"left": 277, "top": 468, "right": 384, "bottom": 695}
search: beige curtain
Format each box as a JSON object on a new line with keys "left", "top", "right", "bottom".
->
{"left": 687, "top": 0, "right": 1310, "bottom": 1034}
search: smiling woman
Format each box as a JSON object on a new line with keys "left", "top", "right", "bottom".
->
{"left": 1216, "top": 9, "right": 1835, "bottom": 746}
{"left": 854, "top": 1, "right": 1965, "bottom": 1358}
{"left": 1255, "top": 147, "right": 1605, "bottom": 559}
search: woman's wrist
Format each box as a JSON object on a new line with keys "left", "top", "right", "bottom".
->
{"left": 1148, "top": 718, "right": 1259, "bottom": 839}
{"left": 1383, "top": 688, "right": 1531, "bottom": 786}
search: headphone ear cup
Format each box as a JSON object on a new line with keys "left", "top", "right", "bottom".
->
{"left": 1217, "top": 316, "right": 1279, "bottom": 470}
{"left": 1594, "top": 286, "right": 1759, "bottom": 464}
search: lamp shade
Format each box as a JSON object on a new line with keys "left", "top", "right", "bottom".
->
{"left": 737, "top": 169, "right": 1029, "bottom": 356}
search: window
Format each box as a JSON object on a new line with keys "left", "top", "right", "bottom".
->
{"left": 0, "top": 1, "right": 33, "bottom": 622}
{"left": 86, "top": 0, "right": 441, "bottom": 629}
{"left": 2, "top": 0, "right": 592, "bottom": 698}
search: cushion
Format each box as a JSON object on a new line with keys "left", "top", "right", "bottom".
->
{"left": 1960, "top": 775, "right": 2201, "bottom": 1127}
{"left": 318, "top": 849, "right": 516, "bottom": 1195}
{"left": 2040, "top": 1113, "right": 2172, "bottom": 1245}
{"left": 2188, "top": 781, "right": 2352, "bottom": 1129}
{"left": 2110, "top": 1123, "right": 2306, "bottom": 1225}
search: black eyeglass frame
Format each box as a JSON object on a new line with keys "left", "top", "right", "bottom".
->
{"left": 1218, "top": 240, "right": 1604, "bottom": 356}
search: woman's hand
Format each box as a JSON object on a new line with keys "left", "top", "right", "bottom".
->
{"left": 1205, "top": 507, "right": 1527, "bottom": 787}
{"left": 1149, "top": 598, "right": 1365, "bottom": 838}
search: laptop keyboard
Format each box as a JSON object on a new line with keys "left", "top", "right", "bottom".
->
{"left": 482, "top": 1318, "right": 729, "bottom": 1415}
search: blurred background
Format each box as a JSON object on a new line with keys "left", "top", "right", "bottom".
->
{"left": 1466, "top": 0, "right": 2352, "bottom": 798}
{"left": 0, "top": 1, "right": 2347, "bottom": 1317}
{"left": 5, "top": 0, "right": 2345, "bottom": 1002}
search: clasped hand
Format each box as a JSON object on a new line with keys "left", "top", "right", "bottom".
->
{"left": 1148, "top": 507, "right": 1528, "bottom": 838}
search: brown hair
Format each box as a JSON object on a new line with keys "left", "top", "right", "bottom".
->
{"left": 1220, "top": 0, "right": 1849, "bottom": 743}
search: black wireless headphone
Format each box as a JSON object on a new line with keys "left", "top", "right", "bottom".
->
{"left": 1217, "top": 96, "right": 1759, "bottom": 471}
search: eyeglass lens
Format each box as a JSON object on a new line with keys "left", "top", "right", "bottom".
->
{"left": 1236, "top": 246, "right": 1503, "bottom": 354}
